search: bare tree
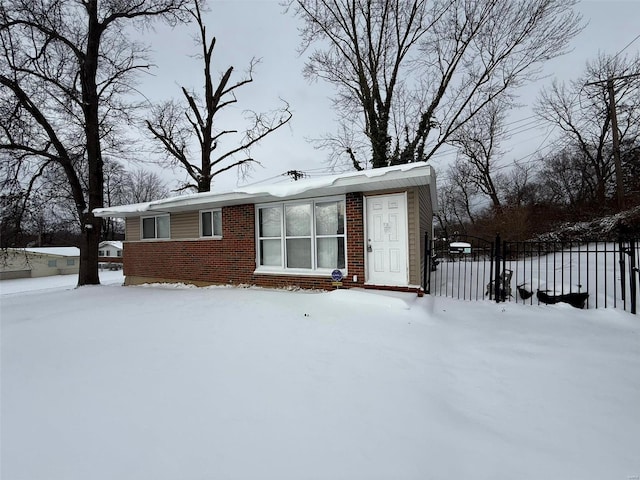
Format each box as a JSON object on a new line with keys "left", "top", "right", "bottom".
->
{"left": 498, "top": 161, "right": 538, "bottom": 209}
{"left": 535, "top": 53, "right": 640, "bottom": 208}
{"left": 0, "top": 185, "right": 27, "bottom": 248}
{"left": 103, "top": 159, "right": 168, "bottom": 206}
{"left": 123, "top": 169, "right": 169, "bottom": 204}
{"left": 434, "top": 168, "right": 487, "bottom": 238}
{"left": 621, "top": 141, "right": 640, "bottom": 201}
{"left": 449, "top": 102, "right": 506, "bottom": 211}
{"left": 434, "top": 181, "right": 461, "bottom": 238}
{"left": 102, "top": 159, "right": 128, "bottom": 240}
{"left": 102, "top": 160, "right": 168, "bottom": 238}
{"left": 1, "top": 160, "right": 83, "bottom": 247}
{"left": 288, "top": 0, "right": 583, "bottom": 169}
{"left": 0, "top": 150, "right": 80, "bottom": 246}
{"left": 447, "top": 161, "right": 481, "bottom": 224}
{"left": 536, "top": 147, "right": 591, "bottom": 208}
{"left": 147, "top": 1, "right": 292, "bottom": 193}
{"left": 0, "top": 0, "right": 190, "bottom": 285}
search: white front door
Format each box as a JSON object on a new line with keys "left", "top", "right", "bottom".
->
{"left": 366, "top": 193, "right": 408, "bottom": 286}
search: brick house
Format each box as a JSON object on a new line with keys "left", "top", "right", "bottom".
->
{"left": 93, "top": 162, "right": 437, "bottom": 292}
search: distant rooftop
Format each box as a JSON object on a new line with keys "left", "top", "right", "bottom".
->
{"left": 100, "top": 241, "right": 123, "bottom": 249}
{"left": 14, "top": 247, "right": 80, "bottom": 257}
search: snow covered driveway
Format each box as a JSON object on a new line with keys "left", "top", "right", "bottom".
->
{"left": 1, "top": 278, "right": 639, "bottom": 479}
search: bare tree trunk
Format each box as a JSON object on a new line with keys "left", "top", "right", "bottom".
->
{"left": 78, "top": 0, "right": 103, "bottom": 285}
{"left": 147, "top": 1, "right": 292, "bottom": 193}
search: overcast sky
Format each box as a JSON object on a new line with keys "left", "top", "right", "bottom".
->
{"left": 135, "top": 0, "right": 640, "bottom": 194}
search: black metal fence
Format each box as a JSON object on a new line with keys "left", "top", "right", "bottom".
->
{"left": 424, "top": 233, "right": 640, "bottom": 314}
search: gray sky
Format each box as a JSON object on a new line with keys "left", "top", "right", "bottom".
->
{"left": 136, "top": 0, "right": 640, "bottom": 194}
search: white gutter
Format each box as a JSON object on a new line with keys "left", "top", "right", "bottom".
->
{"left": 94, "top": 162, "right": 436, "bottom": 217}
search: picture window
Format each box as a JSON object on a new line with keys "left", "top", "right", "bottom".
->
{"left": 256, "top": 198, "right": 346, "bottom": 272}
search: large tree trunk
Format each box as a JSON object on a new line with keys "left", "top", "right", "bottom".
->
{"left": 78, "top": 214, "right": 101, "bottom": 285}
{"left": 1, "top": 0, "right": 191, "bottom": 287}
{"left": 146, "top": 2, "right": 292, "bottom": 193}
{"left": 77, "top": 0, "right": 103, "bottom": 286}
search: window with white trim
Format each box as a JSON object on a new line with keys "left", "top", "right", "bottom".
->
{"left": 200, "top": 209, "right": 222, "bottom": 237}
{"left": 142, "top": 214, "right": 170, "bottom": 239}
{"left": 256, "top": 198, "right": 346, "bottom": 272}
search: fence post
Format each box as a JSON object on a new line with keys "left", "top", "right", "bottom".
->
{"left": 503, "top": 238, "right": 508, "bottom": 300}
{"left": 630, "top": 239, "right": 637, "bottom": 315}
{"left": 423, "top": 232, "right": 431, "bottom": 295}
{"left": 494, "top": 233, "right": 502, "bottom": 303}
{"left": 619, "top": 238, "right": 627, "bottom": 306}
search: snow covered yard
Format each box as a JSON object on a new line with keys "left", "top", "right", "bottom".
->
{"left": 1, "top": 275, "right": 639, "bottom": 480}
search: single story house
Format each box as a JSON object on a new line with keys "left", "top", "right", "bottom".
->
{"left": 93, "top": 162, "right": 437, "bottom": 292}
{"left": 0, "top": 247, "right": 80, "bottom": 280}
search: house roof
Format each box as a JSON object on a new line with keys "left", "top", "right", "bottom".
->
{"left": 12, "top": 247, "right": 80, "bottom": 257}
{"left": 99, "top": 241, "right": 123, "bottom": 250}
{"left": 94, "top": 162, "right": 437, "bottom": 218}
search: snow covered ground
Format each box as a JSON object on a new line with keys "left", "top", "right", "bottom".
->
{"left": 1, "top": 272, "right": 639, "bottom": 480}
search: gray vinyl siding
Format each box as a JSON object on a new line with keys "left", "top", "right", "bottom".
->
{"left": 418, "top": 184, "right": 434, "bottom": 287}
{"left": 125, "top": 217, "right": 140, "bottom": 241}
{"left": 171, "top": 211, "right": 199, "bottom": 239}
{"left": 126, "top": 212, "right": 199, "bottom": 240}
{"left": 407, "top": 188, "right": 421, "bottom": 286}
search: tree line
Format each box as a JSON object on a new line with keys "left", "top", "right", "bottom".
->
{"left": 1, "top": 159, "right": 169, "bottom": 248}
{"left": 437, "top": 53, "right": 640, "bottom": 240}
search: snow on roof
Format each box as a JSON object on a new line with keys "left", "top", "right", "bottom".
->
{"left": 236, "top": 162, "right": 428, "bottom": 197}
{"left": 99, "top": 241, "right": 123, "bottom": 250}
{"left": 17, "top": 247, "right": 80, "bottom": 257}
{"left": 101, "top": 202, "right": 153, "bottom": 214}
{"left": 94, "top": 162, "right": 436, "bottom": 217}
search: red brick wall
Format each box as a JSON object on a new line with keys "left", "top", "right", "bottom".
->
{"left": 124, "top": 196, "right": 366, "bottom": 290}
{"left": 345, "top": 192, "right": 365, "bottom": 286}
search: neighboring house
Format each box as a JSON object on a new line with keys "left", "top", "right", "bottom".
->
{"left": 0, "top": 247, "right": 80, "bottom": 280}
{"left": 99, "top": 241, "right": 123, "bottom": 258}
{"left": 98, "top": 240, "right": 124, "bottom": 270}
{"left": 93, "top": 162, "right": 437, "bottom": 292}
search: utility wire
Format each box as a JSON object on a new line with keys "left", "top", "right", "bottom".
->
{"left": 612, "top": 32, "right": 640, "bottom": 60}
{"left": 244, "top": 33, "right": 640, "bottom": 189}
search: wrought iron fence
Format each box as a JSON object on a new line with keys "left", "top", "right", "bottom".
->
{"left": 424, "top": 233, "right": 640, "bottom": 314}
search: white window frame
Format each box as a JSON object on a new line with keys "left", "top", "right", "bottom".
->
{"left": 141, "top": 214, "right": 170, "bottom": 240}
{"left": 199, "top": 208, "right": 223, "bottom": 238}
{"left": 255, "top": 196, "right": 347, "bottom": 276}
